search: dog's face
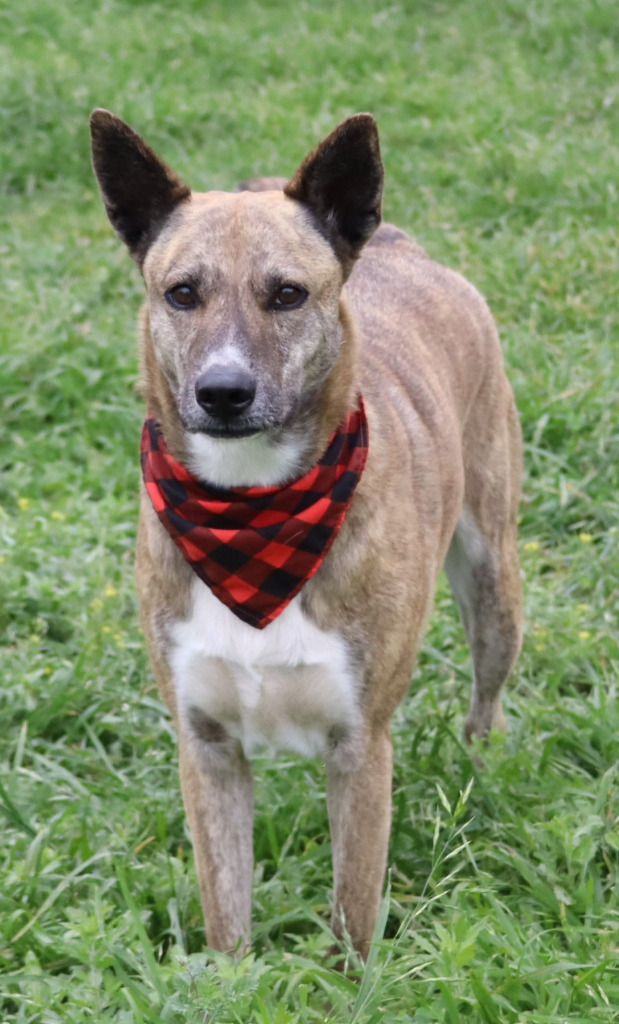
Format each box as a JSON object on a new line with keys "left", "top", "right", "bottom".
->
{"left": 90, "top": 111, "right": 383, "bottom": 483}
{"left": 142, "top": 190, "right": 343, "bottom": 440}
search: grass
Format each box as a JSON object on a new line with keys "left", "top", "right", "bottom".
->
{"left": 1, "top": 0, "right": 618, "bottom": 1020}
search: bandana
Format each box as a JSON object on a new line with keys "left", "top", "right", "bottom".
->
{"left": 140, "top": 400, "right": 369, "bottom": 629}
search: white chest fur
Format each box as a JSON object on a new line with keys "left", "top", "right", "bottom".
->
{"left": 169, "top": 578, "right": 360, "bottom": 760}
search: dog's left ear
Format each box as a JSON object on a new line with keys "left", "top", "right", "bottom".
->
{"left": 284, "top": 114, "right": 383, "bottom": 273}
{"left": 90, "top": 109, "right": 191, "bottom": 265}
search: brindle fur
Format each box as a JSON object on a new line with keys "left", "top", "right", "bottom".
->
{"left": 91, "top": 110, "right": 523, "bottom": 958}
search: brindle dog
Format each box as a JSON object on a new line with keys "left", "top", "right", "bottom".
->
{"left": 90, "top": 110, "right": 522, "bottom": 957}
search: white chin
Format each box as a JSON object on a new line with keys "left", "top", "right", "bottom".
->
{"left": 185, "top": 430, "right": 309, "bottom": 488}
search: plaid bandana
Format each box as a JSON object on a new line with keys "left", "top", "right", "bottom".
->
{"left": 140, "top": 400, "right": 369, "bottom": 629}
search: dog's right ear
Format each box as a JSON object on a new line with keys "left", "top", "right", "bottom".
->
{"left": 90, "top": 110, "right": 191, "bottom": 265}
{"left": 284, "top": 114, "right": 383, "bottom": 274}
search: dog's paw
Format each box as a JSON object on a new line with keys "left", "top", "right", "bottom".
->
{"left": 464, "top": 699, "right": 507, "bottom": 744}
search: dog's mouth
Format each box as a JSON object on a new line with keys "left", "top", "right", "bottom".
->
{"left": 186, "top": 412, "right": 283, "bottom": 441}
{"left": 196, "top": 424, "right": 262, "bottom": 440}
{"left": 182, "top": 403, "right": 289, "bottom": 443}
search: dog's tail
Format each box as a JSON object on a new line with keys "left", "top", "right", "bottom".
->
{"left": 235, "top": 176, "right": 289, "bottom": 193}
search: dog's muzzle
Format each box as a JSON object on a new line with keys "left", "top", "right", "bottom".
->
{"left": 195, "top": 363, "right": 256, "bottom": 419}
{"left": 194, "top": 363, "right": 260, "bottom": 436}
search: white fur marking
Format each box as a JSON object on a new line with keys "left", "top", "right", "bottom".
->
{"left": 186, "top": 430, "right": 308, "bottom": 487}
{"left": 169, "top": 579, "right": 359, "bottom": 759}
{"left": 202, "top": 337, "right": 252, "bottom": 374}
{"left": 445, "top": 508, "right": 491, "bottom": 619}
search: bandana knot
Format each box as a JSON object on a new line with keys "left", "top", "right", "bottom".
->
{"left": 140, "top": 400, "right": 369, "bottom": 628}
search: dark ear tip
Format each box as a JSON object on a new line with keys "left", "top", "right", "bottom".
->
{"left": 89, "top": 109, "right": 131, "bottom": 143}
{"left": 320, "top": 114, "right": 382, "bottom": 170}
{"left": 345, "top": 112, "right": 378, "bottom": 128}
{"left": 339, "top": 112, "right": 379, "bottom": 142}
{"left": 90, "top": 108, "right": 113, "bottom": 129}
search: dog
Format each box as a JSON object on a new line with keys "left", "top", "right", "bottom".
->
{"left": 90, "top": 110, "right": 523, "bottom": 958}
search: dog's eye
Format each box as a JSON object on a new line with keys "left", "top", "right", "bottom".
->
{"left": 166, "top": 284, "right": 199, "bottom": 309}
{"left": 273, "top": 285, "right": 308, "bottom": 310}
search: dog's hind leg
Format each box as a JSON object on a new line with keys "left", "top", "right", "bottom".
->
{"left": 178, "top": 726, "right": 254, "bottom": 953}
{"left": 445, "top": 399, "right": 523, "bottom": 741}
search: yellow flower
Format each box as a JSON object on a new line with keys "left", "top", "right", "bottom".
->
{"left": 104, "top": 584, "right": 117, "bottom": 598}
{"left": 90, "top": 598, "right": 103, "bottom": 612}
{"left": 18, "top": 497, "right": 30, "bottom": 511}
{"left": 578, "top": 533, "right": 593, "bottom": 544}
{"left": 51, "top": 510, "right": 66, "bottom": 521}
{"left": 577, "top": 602, "right": 590, "bottom": 612}
{"left": 0, "top": 555, "right": 5, "bottom": 564}
{"left": 102, "top": 625, "right": 112, "bottom": 634}
{"left": 524, "top": 541, "right": 540, "bottom": 552}
{"left": 578, "top": 630, "right": 591, "bottom": 641}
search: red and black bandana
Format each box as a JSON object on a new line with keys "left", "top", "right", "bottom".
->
{"left": 140, "top": 400, "right": 369, "bottom": 629}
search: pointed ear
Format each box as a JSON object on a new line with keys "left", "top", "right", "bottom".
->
{"left": 90, "top": 109, "right": 191, "bottom": 265}
{"left": 284, "top": 114, "right": 383, "bottom": 271}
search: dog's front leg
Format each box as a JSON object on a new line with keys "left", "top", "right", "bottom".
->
{"left": 178, "top": 727, "right": 254, "bottom": 953}
{"left": 327, "top": 726, "right": 393, "bottom": 958}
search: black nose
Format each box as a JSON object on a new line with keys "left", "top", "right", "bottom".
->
{"left": 195, "top": 364, "right": 256, "bottom": 419}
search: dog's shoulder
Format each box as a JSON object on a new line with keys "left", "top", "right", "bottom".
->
{"left": 235, "top": 176, "right": 289, "bottom": 193}
{"left": 366, "top": 222, "right": 427, "bottom": 259}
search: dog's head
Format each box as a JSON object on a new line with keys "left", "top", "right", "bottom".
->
{"left": 90, "top": 111, "right": 383, "bottom": 485}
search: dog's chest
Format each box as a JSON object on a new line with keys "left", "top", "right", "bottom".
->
{"left": 169, "top": 579, "right": 359, "bottom": 759}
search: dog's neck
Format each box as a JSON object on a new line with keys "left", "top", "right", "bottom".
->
{"left": 138, "top": 300, "right": 360, "bottom": 488}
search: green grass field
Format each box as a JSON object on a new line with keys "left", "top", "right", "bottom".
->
{"left": 1, "top": 0, "right": 618, "bottom": 1020}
